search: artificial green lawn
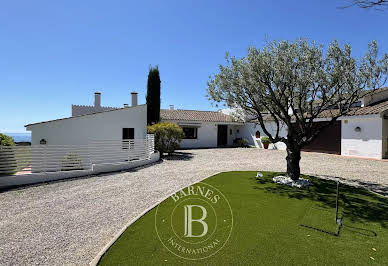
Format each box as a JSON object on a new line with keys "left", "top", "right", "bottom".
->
{"left": 99, "top": 171, "right": 388, "bottom": 265}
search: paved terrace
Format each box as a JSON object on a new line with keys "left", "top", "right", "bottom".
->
{"left": 0, "top": 148, "right": 387, "bottom": 265}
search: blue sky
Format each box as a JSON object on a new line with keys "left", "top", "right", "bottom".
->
{"left": 1, "top": 0, "right": 387, "bottom": 132}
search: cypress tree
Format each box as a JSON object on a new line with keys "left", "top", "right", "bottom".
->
{"left": 146, "top": 66, "right": 161, "bottom": 125}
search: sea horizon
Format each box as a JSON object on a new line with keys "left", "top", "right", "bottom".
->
{"left": 1, "top": 132, "right": 31, "bottom": 142}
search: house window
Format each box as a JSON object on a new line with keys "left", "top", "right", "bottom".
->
{"left": 122, "top": 128, "right": 134, "bottom": 140}
{"left": 230, "top": 129, "right": 233, "bottom": 135}
{"left": 182, "top": 127, "right": 198, "bottom": 139}
{"left": 122, "top": 128, "right": 134, "bottom": 150}
{"left": 255, "top": 131, "right": 261, "bottom": 138}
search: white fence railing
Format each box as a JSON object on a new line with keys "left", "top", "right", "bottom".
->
{"left": 0, "top": 134, "right": 155, "bottom": 176}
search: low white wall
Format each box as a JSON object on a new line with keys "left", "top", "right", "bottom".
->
{"left": 26, "top": 105, "right": 147, "bottom": 145}
{"left": 240, "top": 122, "right": 287, "bottom": 150}
{"left": 341, "top": 116, "right": 383, "bottom": 159}
{"left": 0, "top": 152, "right": 160, "bottom": 190}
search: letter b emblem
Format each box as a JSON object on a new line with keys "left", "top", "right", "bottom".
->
{"left": 183, "top": 205, "right": 208, "bottom": 238}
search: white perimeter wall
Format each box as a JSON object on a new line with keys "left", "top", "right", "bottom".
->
{"left": 239, "top": 122, "right": 288, "bottom": 150}
{"left": 26, "top": 105, "right": 147, "bottom": 145}
{"left": 341, "top": 115, "right": 383, "bottom": 159}
{"left": 0, "top": 152, "right": 160, "bottom": 190}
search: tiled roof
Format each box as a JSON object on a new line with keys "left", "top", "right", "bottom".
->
{"left": 250, "top": 99, "right": 388, "bottom": 122}
{"left": 360, "top": 86, "right": 388, "bottom": 97}
{"left": 311, "top": 87, "right": 388, "bottom": 105}
{"left": 317, "top": 99, "right": 388, "bottom": 118}
{"left": 72, "top": 105, "right": 118, "bottom": 117}
{"left": 160, "top": 109, "right": 243, "bottom": 123}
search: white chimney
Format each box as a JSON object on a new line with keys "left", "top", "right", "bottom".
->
{"left": 169, "top": 105, "right": 174, "bottom": 110}
{"left": 94, "top": 92, "right": 101, "bottom": 107}
{"left": 131, "top": 91, "right": 138, "bottom": 107}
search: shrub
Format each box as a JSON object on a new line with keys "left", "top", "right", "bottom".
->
{"left": 147, "top": 122, "right": 184, "bottom": 155}
{"left": 235, "top": 138, "right": 249, "bottom": 148}
{"left": 0, "top": 133, "right": 17, "bottom": 175}
{"left": 0, "top": 133, "right": 15, "bottom": 146}
{"left": 62, "top": 153, "right": 83, "bottom": 171}
{"left": 260, "top": 136, "right": 271, "bottom": 144}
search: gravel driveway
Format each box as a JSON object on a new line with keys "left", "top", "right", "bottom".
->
{"left": 0, "top": 148, "right": 387, "bottom": 265}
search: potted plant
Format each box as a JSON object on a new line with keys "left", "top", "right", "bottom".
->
{"left": 260, "top": 136, "right": 271, "bottom": 149}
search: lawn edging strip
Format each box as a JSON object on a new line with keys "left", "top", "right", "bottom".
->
{"left": 89, "top": 175, "right": 212, "bottom": 265}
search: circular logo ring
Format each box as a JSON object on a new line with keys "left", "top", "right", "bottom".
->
{"left": 154, "top": 182, "right": 233, "bottom": 260}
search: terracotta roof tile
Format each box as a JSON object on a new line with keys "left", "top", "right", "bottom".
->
{"left": 317, "top": 100, "right": 388, "bottom": 118}
{"left": 250, "top": 100, "right": 388, "bottom": 122}
{"left": 160, "top": 109, "right": 242, "bottom": 123}
{"left": 72, "top": 105, "right": 118, "bottom": 117}
{"left": 360, "top": 86, "right": 388, "bottom": 97}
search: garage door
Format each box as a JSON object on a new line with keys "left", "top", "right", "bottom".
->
{"left": 302, "top": 121, "right": 341, "bottom": 154}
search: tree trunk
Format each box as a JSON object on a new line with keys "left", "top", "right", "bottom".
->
{"left": 286, "top": 146, "right": 301, "bottom": 180}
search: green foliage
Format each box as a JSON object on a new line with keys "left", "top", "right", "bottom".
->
{"left": 62, "top": 153, "right": 83, "bottom": 171}
{"left": 146, "top": 65, "right": 161, "bottom": 125}
{"left": 207, "top": 38, "right": 388, "bottom": 179}
{"left": 0, "top": 133, "right": 15, "bottom": 146}
{"left": 0, "top": 134, "right": 16, "bottom": 175}
{"left": 236, "top": 138, "right": 249, "bottom": 147}
{"left": 147, "top": 122, "right": 184, "bottom": 155}
{"left": 260, "top": 136, "right": 271, "bottom": 144}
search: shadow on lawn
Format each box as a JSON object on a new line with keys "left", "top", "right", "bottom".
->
{"left": 255, "top": 173, "right": 388, "bottom": 228}
{"left": 318, "top": 174, "right": 388, "bottom": 197}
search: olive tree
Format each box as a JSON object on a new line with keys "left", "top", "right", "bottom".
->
{"left": 207, "top": 39, "right": 388, "bottom": 180}
{"left": 348, "top": 0, "right": 388, "bottom": 8}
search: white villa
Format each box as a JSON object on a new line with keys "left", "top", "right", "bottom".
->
{"left": 26, "top": 92, "right": 146, "bottom": 146}
{"left": 26, "top": 89, "right": 388, "bottom": 159}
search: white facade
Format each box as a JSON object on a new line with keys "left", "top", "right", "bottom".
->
{"left": 341, "top": 115, "right": 383, "bottom": 159}
{"left": 163, "top": 120, "right": 241, "bottom": 149}
{"left": 168, "top": 112, "right": 388, "bottom": 159}
{"left": 26, "top": 104, "right": 147, "bottom": 145}
{"left": 239, "top": 122, "right": 288, "bottom": 150}
{"left": 24, "top": 87, "right": 388, "bottom": 160}
{"left": 243, "top": 116, "right": 388, "bottom": 159}
{"left": 340, "top": 115, "right": 388, "bottom": 159}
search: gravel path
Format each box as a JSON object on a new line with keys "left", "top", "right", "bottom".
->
{"left": 0, "top": 148, "right": 387, "bottom": 265}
